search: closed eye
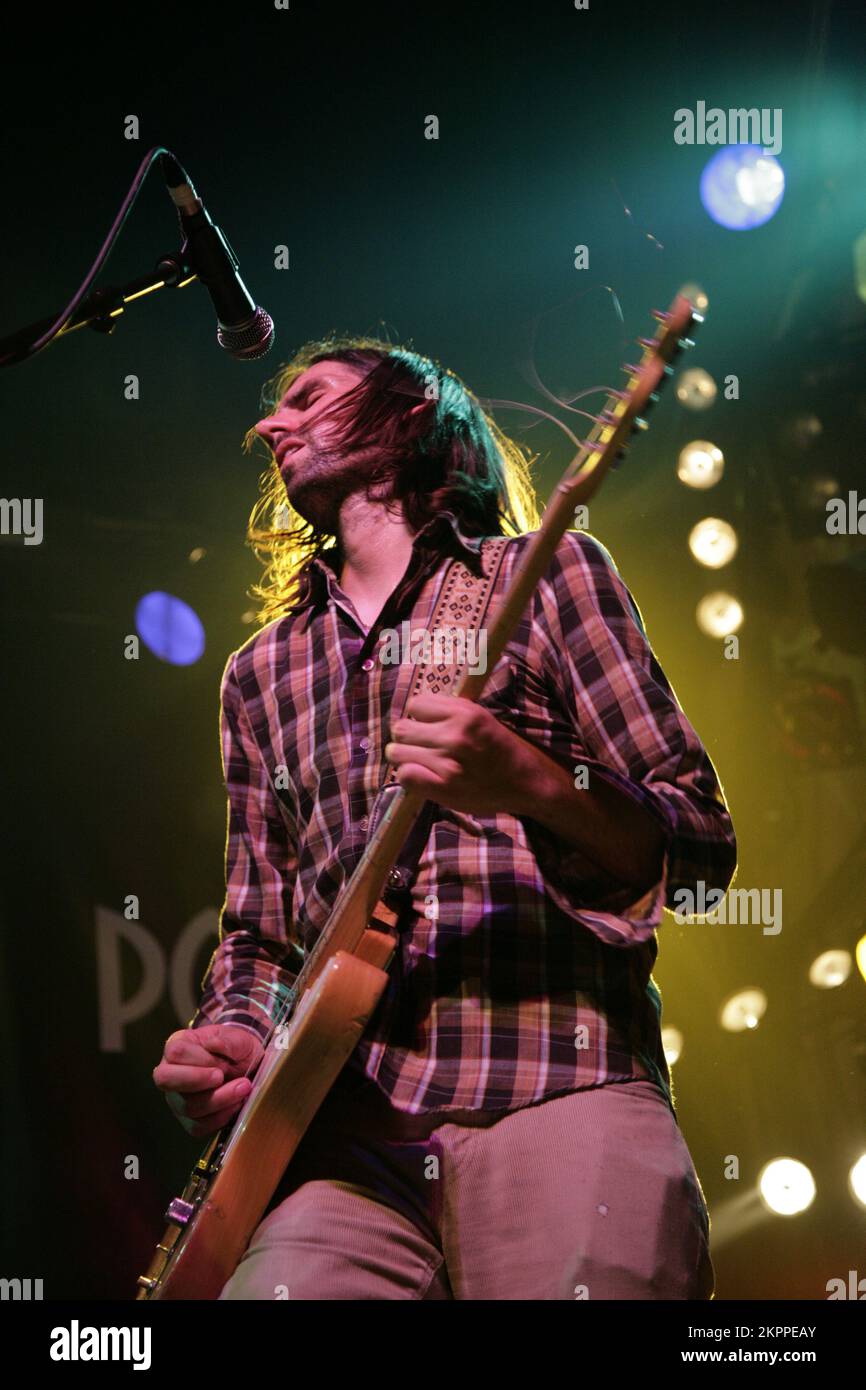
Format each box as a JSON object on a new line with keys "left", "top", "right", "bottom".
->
{"left": 280, "top": 390, "right": 321, "bottom": 411}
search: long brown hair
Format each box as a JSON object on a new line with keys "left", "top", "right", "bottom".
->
{"left": 242, "top": 332, "right": 541, "bottom": 623}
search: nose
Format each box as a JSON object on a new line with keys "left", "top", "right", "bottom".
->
{"left": 256, "top": 411, "right": 295, "bottom": 457}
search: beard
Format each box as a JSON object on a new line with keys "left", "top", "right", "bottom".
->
{"left": 282, "top": 435, "right": 391, "bottom": 534}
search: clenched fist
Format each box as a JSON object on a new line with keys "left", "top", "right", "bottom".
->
{"left": 152, "top": 1024, "right": 264, "bottom": 1138}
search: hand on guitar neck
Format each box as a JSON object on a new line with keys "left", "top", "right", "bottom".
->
{"left": 152, "top": 1025, "right": 264, "bottom": 1138}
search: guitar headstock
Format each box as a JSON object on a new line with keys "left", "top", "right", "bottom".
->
{"left": 563, "top": 291, "right": 703, "bottom": 507}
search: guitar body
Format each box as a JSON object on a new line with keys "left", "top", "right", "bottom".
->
{"left": 138, "top": 938, "right": 394, "bottom": 1300}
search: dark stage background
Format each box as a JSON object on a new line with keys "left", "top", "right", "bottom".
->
{"left": 1, "top": 0, "right": 865, "bottom": 1301}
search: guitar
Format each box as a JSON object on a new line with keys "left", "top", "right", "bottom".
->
{"left": 136, "top": 291, "right": 701, "bottom": 1299}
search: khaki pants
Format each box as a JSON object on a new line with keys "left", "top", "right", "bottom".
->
{"left": 218, "top": 1076, "right": 714, "bottom": 1301}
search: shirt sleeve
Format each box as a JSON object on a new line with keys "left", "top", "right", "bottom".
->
{"left": 523, "top": 529, "right": 737, "bottom": 947}
{"left": 187, "top": 650, "right": 303, "bottom": 1043}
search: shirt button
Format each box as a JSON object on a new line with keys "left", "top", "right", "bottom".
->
{"left": 359, "top": 816, "right": 369, "bottom": 831}
{"left": 388, "top": 867, "right": 404, "bottom": 888}
{"left": 361, "top": 658, "right": 375, "bottom": 672}
{"left": 359, "top": 737, "right": 371, "bottom": 751}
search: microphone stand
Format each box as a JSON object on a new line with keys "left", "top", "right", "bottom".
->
{"left": 0, "top": 250, "right": 198, "bottom": 367}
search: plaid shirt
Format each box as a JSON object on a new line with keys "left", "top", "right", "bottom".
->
{"left": 190, "top": 513, "right": 736, "bottom": 1115}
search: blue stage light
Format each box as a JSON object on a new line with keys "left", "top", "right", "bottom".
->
{"left": 135, "top": 591, "right": 206, "bottom": 665}
{"left": 700, "top": 146, "right": 785, "bottom": 229}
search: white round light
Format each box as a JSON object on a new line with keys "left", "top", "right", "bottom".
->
{"left": 696, "top": 591, "right": 744, "bottom": 637}
{"left": 676, "top": 368, "right": 717, "bottom": 411}
{"left": 662, "top": 1026, "right": 684, "bottom": 1066}
{"left": 679, "top": 282, "right": 710, "bottom": 312}
{"left": 677, "top": 440, "right": 725, "bottom": 489}
{"left": 849, "top": 1154, "right": 866, "bottom": 1208}
{"left": 736, "top": 158, "right": 785, "bottom": 208}
{"left": 758, "top": 1158, "right": 816, "bottom": 1216}
{"left": 720, "top": 988, "right": 768, "bottom": 1032}
{"left": 689, "top": 517, "right": 738, "bottom": 569}
{"left": 808, "top": 950, "right": 852, "bottom": 989}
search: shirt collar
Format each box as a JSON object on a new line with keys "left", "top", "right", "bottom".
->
{"left": 295, "top": 510, "right": 484, "bottom": 612}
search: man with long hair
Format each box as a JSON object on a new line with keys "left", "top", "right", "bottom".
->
{"left": 153, "top": 335, "right": 736, "bottom": 1299}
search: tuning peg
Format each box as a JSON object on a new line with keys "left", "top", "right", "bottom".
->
{"left": 631, "top": 417, "right": 649, "bottom": 432}
{"left": 651, "top": 309, "right": 670, "bottom": 322}
{"left": 676, "top": 336, "right": 696, "bottom": 350}
{"left": 619, "top": 363, "right": 640, "bottom": 375}
{"left": 636, "top": 336, "right": 658, "bottom": 350}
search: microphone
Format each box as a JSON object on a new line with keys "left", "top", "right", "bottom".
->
{"left": 160, "top": 155, "right": 274, "bottom": 361}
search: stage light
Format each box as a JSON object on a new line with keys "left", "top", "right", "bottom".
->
{"left": 758, "top": 1159, "right": 816, "bottom": 1216}
{"left": 679, "top": 282, "right": 710, "bottom": 313}
{"left": 188, "top": 547, "right": 206, "bottom": 564}
{"left": 689, "top": 517, "right": 738, "bottom": 568}
{"left": 676, "top": 367, "right": 717, "bottom": 411}
{"left": 677, "top": 440, "right": 724, "bottom": 489}
{"left": 854, "top": 230, "right": 866, "bottom": 305}
{"left": 857, "top": 932, "right": 866, "bottom": 985}
{"left": 808, "top": 949, "right": 852, "bottom": 988}
{"left": 782, "top": 414, "right": 824, "bottom": 451}
{"left": 849, "top": 1155, "right": 866, "bottom": 1209}
{"left": 135, "top": 591, "right": 206, "bottom": 666}
{"left": 720, "top": 988, "right": 767, "bottom": 1032}
{"left": 700, "top": 146, "right": 785, "bottom": 230}
{"left": 661, "top": 1026, "right": 684, "bottom": 1066}
{"left": 696, "top": 591, "right": 744, "bottom": 637}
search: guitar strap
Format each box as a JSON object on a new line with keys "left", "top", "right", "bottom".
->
{"left": 366, "top": 534, "right": 511, "bottom": 936}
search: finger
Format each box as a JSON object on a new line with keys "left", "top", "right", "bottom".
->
{"left": 162, "top": 1033, "right": 232, "bottom": 1070}
{"left": 165, "top": 1077, "right": 251, "bottom": 1121}
{"left": 184, "top": 1105, "right": 246, "bottom": 1139}
{"left": 393, "top": 764, "right": 448, "bottom": 793}
{"left": 386, "top": 744, "right": 462, "bottom": 781}
{"left": 186, "top": 1025, "right": 262, "bottom": 1066}
{"left": 390, "top": 719, "right": 448, "bottom": 749}
{"left": 400, "top": 694, "right": 459, "bottom": 723}
{"left": 180, "top": 1078, "right": 252, "bottom": 1121}
{"left": 153, "top": 1062, "right": 226, "bottom": 1092}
